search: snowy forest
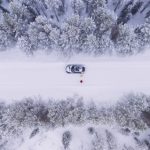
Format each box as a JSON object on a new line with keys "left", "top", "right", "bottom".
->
{"left": 1, "top": 93, "right": 150, "bottom": 150}
{"left": 0, "top": 0, "right": 150, "bottom": 150}
{"left": 0, "top": 0, "right": 150, "bottom": 56}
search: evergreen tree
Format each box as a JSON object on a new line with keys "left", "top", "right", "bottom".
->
{"left": 135, "top": 17, "right": 150, "bottom": 47}
{"left": 18, "top": 15, "right": 60, "bottom": 53}
{"left": 97, "top": 31, "right": 114, "bottom": 55}
{"left": 45, "top": 0, "right": 64, "bottom": 22}
{"left": 0, "top": 0, "right": 149, "bottom": 55}
{"left": 71, "top": 0, "right": 85, "bottom": 15}
{"left": 115, "top": 24, "right": 140, "bottom": 55}
{"left": 86, "top": 101, "right": 99, "bottom": 123}
{"left": 91, "top": 7, "right": 115, "bottom": 38}
{"left": 82, "top": 34, "right": 98, "bottom": 54}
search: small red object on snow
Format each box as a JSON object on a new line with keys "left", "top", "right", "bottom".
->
{"left": 80, "top": 80, "right": 83, "bottom": 83}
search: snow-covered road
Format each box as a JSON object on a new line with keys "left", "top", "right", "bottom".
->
{"left": 0, "top": 61, "right": 150, "bottom": 102}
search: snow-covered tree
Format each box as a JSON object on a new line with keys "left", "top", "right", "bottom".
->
{"left": 0, "top": 0, "right": 51, "bottom": 47}
{"left": 71, "top": 0, "right": 85, "bottom": 15}
{"left": 105, "top": 130, "right": 117, "bottom": 150}
{"left": 59, "top": 15, "right": 96, "bottom": 55}
{"left": 47, "top": 101, "right": 64, "bottom": 127}
{"left": 114, "top": 93, "right": 148, "bottom": 129}
{"left": 86, "top": 101, "right": 100, "bottom": 123}
{"left": 72, "top": 99, "right": 86, "bottom": 124}
{"left": 86, "top": 0, "right": 106, "bottom": 16}
{"left": 90, "top": 130, "right": 104, "bottom": 150}
{"left": 45, "top": 0, "right": 67, "bottom": 22}
{"left": 115, "top": 24, "right": 140, "bottom": 55}
{"left": 0, "top": 27, "right": 12, "bottom": 50}
{"left": 59, "top": 15, "right": 82, "bottom": 55}
{"left": 91, "top": 7, "right": 115, "bottom": 38}
{"left": 135, "top": 17, "right": 150, "bottom": 47}
{"left": 82, "top": 34, "right": 98, "bottom": 54}
{"left": 18, "top": 16, "right": 60, "bottom": 53}
{"left": 64, "top": 98, "right": 86, "bottom": 124}
{"left": 80, "top": 16, "right": 96, "bottom": 41}
{"left": 0, "top": 0, "right": 42, "bottom": 51}
{"left": 62, "top": 131, "right": 72, "bottom": 149}
{"left": 96, "top": 31, "right": 114, "bottom": 55}
{"left": 0, "top": 0, "right": 149, "bottom": 55}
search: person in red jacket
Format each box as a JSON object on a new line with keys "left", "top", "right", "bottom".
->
{"left": 80, "top": 80, "right": 83, "bottom": 84}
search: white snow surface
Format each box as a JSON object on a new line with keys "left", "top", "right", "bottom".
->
{"left": 0, "top": 48, "right": 150, "bottom": 104}
{"left": 7, "top": 124, "right": 142, "bottom": 150}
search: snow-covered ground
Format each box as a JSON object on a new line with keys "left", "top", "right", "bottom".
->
{"left": 11, "top": 125, "right": 147, "bottom": 150}
{"left": 0, "top": 48, "right": 150, "bottom": 104}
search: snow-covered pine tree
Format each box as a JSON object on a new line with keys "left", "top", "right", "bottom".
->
{"left": 45, "top": 0, "right": 64, "bottom": 22}
{"left": 71, "top": 0, "right": 85, "bottom": 15}
{"left": 105, "top": 130, "right": 117, "bottom": 150}
{"left": 47, "top": 101, "right": 59, "bottom": 127}
{"left": 62, "top": 131, "right": 72, "bottom": 150}
{"left": 0, "top": 0, "right": 43, "bottom": 51}
{"left": 135, "top": 17, "right": 150, "bottom": 47}
{"left": 0, "top": 13, "right": 16, "bottom": 50}
{"left": 0, "top": 27, "right": 12, "bottom": 50}
{"left": 80, "top": 16, "right": 96, "bottom": 42}
{"left": 64, "top": 98, "right": 86, "bottom": 124}
{"left": 86, "top": 101, "right": 100, "bottom": 123}
{"left": 91, "top": 7, "right": 115, "bottom": 39}
{"left": 18, "top": 15, "right": 60, "bottom": 53}
{"left": 59, "top": 15, "right": 81, "bottom": 56}
{"left": 59, "top": 14, "right": 96, "bottom": 55}
{"left": 82, "top": 34, "right": 98, "bottom": 54}
{"left": 96, "top": 31, "right": 114, "bottom": 55}
{"left": 115, "top": 24, "right": 140, "bottom": 55}
{"left": 0, "top": 0, "right": 149, "bottom": 55}
{"left": 88, "top": 0, "right": 106, "bottom": 16}
{"left": 82, "top": 0, "right": 93, "bottom": 14}
{"left": 114, "top": 93, "right": 148, "bottom": 129}
{"left": 90, "top": 130, "right": 104, "bottom": 150}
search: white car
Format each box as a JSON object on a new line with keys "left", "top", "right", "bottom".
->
{"left": 66, "top": 64, "right": 85, "bottom": 74}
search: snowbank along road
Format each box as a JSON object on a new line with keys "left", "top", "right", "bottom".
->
{"left": 0, "top": 61, "right": 150, "bottom": 102}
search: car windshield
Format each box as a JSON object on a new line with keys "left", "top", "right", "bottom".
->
{"left": 72, "top": 66, "right": 82, "bottom": 72}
